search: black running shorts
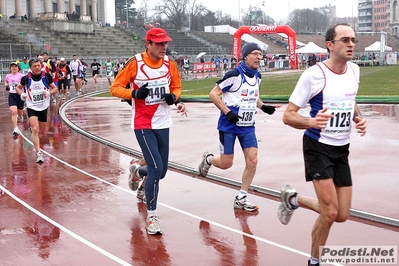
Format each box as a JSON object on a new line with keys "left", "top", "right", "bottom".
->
{"left": 303, "top": 134, "right": 352, "bottom": 187}
{"left": 27, "top": 108, "right": 48, "bottom": 123}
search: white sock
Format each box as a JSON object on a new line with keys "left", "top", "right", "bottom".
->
{"left": 237, "top": 190, "right": 247, "bottom": 200}
{"left": 206, "top": 155, "right": 213, "bottom": 165}
{"left": 147, "top": 210, "right": 157, "bottom": 218}
{"left": 310, "top": 257, "right": 319, "bottom": 265}
{"left": 289, "top": 194, "right": 299, "bottom": 208}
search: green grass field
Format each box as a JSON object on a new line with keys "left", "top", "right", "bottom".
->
{"left": 101, "top": 65, "right": 399, "bottom": 102}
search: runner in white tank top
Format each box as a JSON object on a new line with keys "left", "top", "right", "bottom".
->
{"left": 278, "top": 23, "right": 368, "bottom": 266}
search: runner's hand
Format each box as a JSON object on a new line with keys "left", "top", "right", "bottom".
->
{"left": 161, "top": 93, "right": 176, "bottom": 105}
{"left": 5, "top": 86, "right": 10, "bottom": 91}
{"left": 21, "top": 93, "right": 27, "bottom": 101}
{"left": 261, "top": 104, "right": 276, "bottom": 115}
{"left": 132, "top": 83, "right": 149, "bottom": 99}
{"left": 177, "top": 103, "right": 187, "bottom": 117}
{"left": 226, "top": 111, "right": 241, "bottom": 123}
{"left": 43, "top": 90, "right": 50, "bottom": 97}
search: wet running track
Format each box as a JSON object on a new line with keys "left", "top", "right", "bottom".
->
{"left": 0, "top": 78, "right": 398, "bottom": 266}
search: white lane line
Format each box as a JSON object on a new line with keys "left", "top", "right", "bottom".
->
{"left": 0, "top": 184, "right": 131, "bottom": 266}
{"left": 19, "top": 133, "right": 343, "bottom": 266}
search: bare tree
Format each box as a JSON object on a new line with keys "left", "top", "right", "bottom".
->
{"left": 190, "top": 3, "right": 212, "bottom": 31}
{"left": 154, "top": 0, "right": 189, "bottom": 29}
{"left": 115, "top": 0, "right": 137, "bottom": 24}
{"left": 142, "top": 0, "right": 241, "bottom": 31}
{"left": 288, "top": 9, "right": 329, "bottom": 33}
{"left": 242, "top": 5, "right": 264, "bottom": 26}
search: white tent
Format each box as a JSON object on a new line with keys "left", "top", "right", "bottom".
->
{"left": 295, "top": 42, "right": 327, "bottom": 54}
{"left": 276, "top": 33, "right": 306, "bottom": 46}
{"left": 364, "top": 41, "right": 392, "bottom": 52}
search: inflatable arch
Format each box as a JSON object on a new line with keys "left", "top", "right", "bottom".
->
{"left": 233, "top": 25, "right": 298, "bottom": 69}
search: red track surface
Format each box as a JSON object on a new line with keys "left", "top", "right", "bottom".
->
{"left": 0, "top": 80, "right": 398, "bottom": 265}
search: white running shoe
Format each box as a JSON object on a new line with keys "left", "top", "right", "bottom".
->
{"left": 277, "top": 184, "right": 298, "bottom": 225}
{"left": 128, "top": 160, "right": 142, "bottom": 191}
{"left": 136, "top": 189, "right": 146, "bottom": 203}
{"left": 198, "top": 151, "right": 213, "bottom": 177}
{"left": 12, "top": 128, "right": 19, "bottom": 137}
{"left": 36, "top": 151, "right": 44, "bottom": 163}
{"left": 146, "top": 216, "right": 162, "bottom": 235}
{"left": 234, "top": 196, "right": 259, "bottom": 212}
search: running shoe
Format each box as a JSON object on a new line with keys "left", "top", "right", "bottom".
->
{"left": 307, "top": 260, "right": 320, "bottom": 266}
{"left": 136, "top": 188, "right": 146, "bottom": 203}
{"left": 198, "top": 151, "right": 213, "bottom": 177}
{"left": 234, "top": 196, "right": 259, "bottom": 212}
{"left": 17, "top": 115, "right": 24, "bottom": 123}
{"left": 146, "top": 216, "right": 162, "bottom": 235}
{"left": 277, "top": 184, "right": 298, "bottom": 225}
{"left": 66, "top": 91, "right": 70, "bottom": 96}
{"left": 128, "top": 160, "right": 142, "bottom": 191}
{"left": 36, "top": 151, "right": 44, "bottom": 163}
{"left": 12, "top": 128, "right": 19, "bottom": 137}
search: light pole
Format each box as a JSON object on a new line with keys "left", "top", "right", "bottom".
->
{"left": 188, "top": 0, "right": 191, "bottom": 31}
{"left": 262, "top": 1, "right": 265, "bottom": 24}
{"left": 126, "top": 0, "right": 128, "bottom": 27}
{"left": 238, "top": 0, "right": 240, "bottom": 26}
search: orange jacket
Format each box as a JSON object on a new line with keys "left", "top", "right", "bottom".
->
{"left": 110, "top": 51, "right": 181, "bottom": 100}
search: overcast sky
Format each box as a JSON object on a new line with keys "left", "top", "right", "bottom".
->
{"left": 136, "top": 0, "right": 359, "bottom": 23}
{"left": 198, "top": 0, "right": 359, "bottom": 22}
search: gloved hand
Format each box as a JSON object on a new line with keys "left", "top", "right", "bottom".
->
{"left": 43, "top": 90, "right": 50, "bottom": 97}
{"left": 132, "top": 83, "right": 149, "bottom": 99}
{"left": 21, "top": 93, "right": 27, "bottom": 101}
{"left": 261, "top": 104, "right": 276, "bottom": 115}
{"left": 161, "top": 93, "right": 176, "bottom": 105}
{"left": 226, "top": 111, "right": 241, "bottom": 123}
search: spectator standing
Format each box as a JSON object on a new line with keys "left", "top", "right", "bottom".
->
{"left": 214, "top": 56, "right": 221, "bottom": 74}
{"left": 20, "top": 57, "right": 30, "bottom": 75}
{"left": 230, "top": 56, "right": 237, "bottom": 69}
{"left": 182, "top": 56, "right": 190, "bottom": 76}
{"left": 222, "top": 55, "right": 229, "bottom": 71}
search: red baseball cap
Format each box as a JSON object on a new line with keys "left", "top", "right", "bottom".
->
{"left": 146, "top": 28, "right": 172, "bottom": 43}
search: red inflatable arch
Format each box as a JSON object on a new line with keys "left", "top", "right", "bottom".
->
{"left": 233, "top": 25, "right": 298, "bottom": 69}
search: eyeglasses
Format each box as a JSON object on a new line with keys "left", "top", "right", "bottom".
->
{"left": 249, "top": 52, "right": 262, "bottom": 57}
{"left": 331, "top": 37, "right": 358, "bottom": 44}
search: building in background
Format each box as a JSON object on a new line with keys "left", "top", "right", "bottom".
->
{"left": 356, "top": 0, "right": 399, "bottom": 35}
{"left": 0, "top": 0, "right": 116, "bottom": 26}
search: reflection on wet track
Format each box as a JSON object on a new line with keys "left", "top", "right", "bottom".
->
{"left": 0, "top": 81, "right": 398, "bottom": 265}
